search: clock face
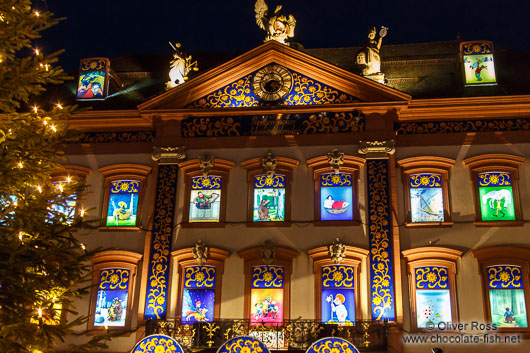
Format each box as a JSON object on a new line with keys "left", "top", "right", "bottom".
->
{"left": 252, "top": 65, "right": 293, "bottom": 102}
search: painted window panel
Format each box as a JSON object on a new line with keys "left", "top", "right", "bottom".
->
{"left": 487, "top": 265, "right": 527, "bottom": 328}
{"left": 321, "top": 265, "right": 355, "bottom": 324}
{"left": 107, "top": 180, "right": 140, "bottom": 226}
{"left": 94, "top": 268, "right": 130, "bottom": 327}
{"left": 181, "top": 266, "right": 216, "bottom": 324}
{"left": 253, "top": 174, "right": 286, "bottom": 222}
{"left": 409, "top": 174, "right": 444, "bottom": 222}
{"left": 77, "top": 58, "right": 110, "bottom": 100}
{"left": 189, "top": 176, "right": 221, "bottom": 222}
{"left": 478, "top": 172, "right": 515, "bottom": 221}
{"left": 251, "top": 266, "right": 284, "bottom": 324}
{"left": 416, "top": 290, "right": 452, "bottom": 328}
{"left": 415, "top": 266, "right": 451, "bottom": 328}
{"left": 320, "top": 173, "right": 353, "bottom": 221}
{"left": 462, "top": 42, "right": 496, "bottom": 85}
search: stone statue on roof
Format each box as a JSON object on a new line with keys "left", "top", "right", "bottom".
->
{"left": 356, "top": 26, "right": 388, "bottom": 84}
{"left": 255, "top": 0, "right": 296, "bottom": 45}
{"left": 166, "top": 42, "right": 198, "bottom": 90}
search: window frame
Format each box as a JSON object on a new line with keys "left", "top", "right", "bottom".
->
{"left": 239, "top": 246, "right": 298, "bottom": 321}
{"left": 307, "top": 245, "right": 369, "bottom": 322}
{"left": 98, "top": 164, "right": 152, "bottom": 231}
{"left": 178, "top": 158, "right": 235, "bottom": 227}
{"left": 397, "top": 156, "right": 455, "bottom": 227}
{"left": 171, "top": 247, "right": 230, "bottom": 321}
{"left": 50, "top": 165, "right": 91, "bottom": 220}
{"left": 88, "top": 250, "right": 143, "bottom": 332}
{"left": 241, "top": 157, "right": 299, "bottom": 227}
{"left": 306, "top": 155, "right": 365, "bottom": 226}
{"left": 402, "top": 247, "right": 462, "bottom": 332}
{"left": 473, "top": 246, "right": 530, "bottom": 335}
{"left": 463, "top": 154, "right": 525, "bottom": 226}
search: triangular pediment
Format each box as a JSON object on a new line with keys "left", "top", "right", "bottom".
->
{"left": 138, "top": 41, "right": 410, "bottom": 111}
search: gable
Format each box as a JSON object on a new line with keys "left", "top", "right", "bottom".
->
{"left": 186, "top": 63, "right": 361, "bottom": 108}
{"left": 138, "top": 41, "right": 410, "bottom": 111}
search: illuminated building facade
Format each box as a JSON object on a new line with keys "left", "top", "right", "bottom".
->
{"left": 61, "top": 40, "right": 530, "bottom": 353}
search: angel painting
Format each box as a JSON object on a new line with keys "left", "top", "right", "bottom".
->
{"left": 254, "top": 0, "right": 296, "bottom": 45}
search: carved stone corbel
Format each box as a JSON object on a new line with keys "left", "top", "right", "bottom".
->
{"left": 327, "top": 149, "right": 344, "bottom": 173}
{"left": 152, "top": 146, "right": 187, "bottom": 165}
{"left": 261, "top": 152, "right": 277, "bottom": 177}
{"left": 358, "top": 140, "right": 395, "bottom": 159}
{"left": 192, "top": 240, "right": 209, "bottom": 266}
{"left": 260, "top": 240, "right": 276, "bottom": 265}
{"left": 199, "top": 154, "right": 215, "bottom": 177}
{"left": 329, "top": 237, "right": 346, "bottom": 264}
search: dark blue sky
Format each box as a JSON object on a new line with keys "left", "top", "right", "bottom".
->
{"left": 37, "top": 0, "right": 530, "bottom": 70}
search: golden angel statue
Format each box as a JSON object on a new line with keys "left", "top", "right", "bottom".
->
{"left": 166, "top": 42, "right": 198, "bottom": 89}
{"left": 254, "top": 0, "right": 296, "bottom": 45}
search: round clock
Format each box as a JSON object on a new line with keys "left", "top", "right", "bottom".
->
{"left": 252, "top": 65, "right": 293, "bottom": 102}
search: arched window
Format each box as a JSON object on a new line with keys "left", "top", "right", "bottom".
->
{"left": 88, "top": 250, "right": 142, "bottom": 331}
{"left": 308, "top": 244, "right": 368, "bottom": 322}
{"left": 99, "top": 164, "right": 151, "bottom": 230}
{"left": 402, "top": 247, "right": 462, "bottom": 331}
{"left": 473, "top": 246, "right": 530, "bottom": 333}
{"left": 397, "top": 156, "right": 454, "bottom": 226}
{"left": 463, "top": 154, "right": 524, "bottom": 226}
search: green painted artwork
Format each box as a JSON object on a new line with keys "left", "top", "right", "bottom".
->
{"left": 478, "top": 186, "right": 515, "bottom": 221}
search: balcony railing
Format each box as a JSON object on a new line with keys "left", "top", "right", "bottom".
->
{"left": 146, "top": 319, "right": 388, "bottom": 351}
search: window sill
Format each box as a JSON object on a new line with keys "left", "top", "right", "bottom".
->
{"left": 473, "top": 220, "right": 525, "bottom": 227}
{"left": 404, "top": 222, "right": 454, "bottom": 228}
{"left": 245, "top": 221, "right": 293, "bottom": 228}
{"left": 180, "top": 222, "right": 226, "bottom": 228}
{"left": 313, "top": 220, "right": 360, "bottom": 227}
{"left": 86, "top": 327, "right": 133, "bottom": 336}
{"left": 98, "top": 226, "right": 142, "bottom": 232}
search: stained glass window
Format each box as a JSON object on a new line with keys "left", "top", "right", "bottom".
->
{"left": 462, "top": 41, "right": 496, "bottom": 85}
{"left": 414, "top": 266, "right": 452, "bottom": 328}
{"left": 94, "top": 268, "right": 130, "bottom": 327}
{"left": 250, "top": 265, "right": 284, "bottom": 324}
{"left": 320, "top": 173, "right": 353, "bottom": 221}
{"left": 253, "top": 174, "right": 286, "bottom": 222}
{"left": 189, "top": 176, "right": 221, "bottom": 222}
{"left": 321, "top": 265, "right": 355, "bottom": 324}
{"left": 409, "top": 174, "right": 444, "bottom": 223}
{"left": 181, "top": 266, "right": 216, "bottom": 324}
{"left": 487, "top": 265, "right": 528, "bottom": 328}
{"left": 478, "top": 172, "right": 515, "bottom": 221}
{"left": 77, "top": 58, "right": 110, "bottom": 100}
{"left": 107, "top": 180, "right": 140, "bottom": 227}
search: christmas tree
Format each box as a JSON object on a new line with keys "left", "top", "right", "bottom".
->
{"left": 0, "top": 1, "right": 104, "bottom": 352}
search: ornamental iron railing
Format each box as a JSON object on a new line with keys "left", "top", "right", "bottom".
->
{"left": 145, "top": 319, "right": 388, "bottom": 351}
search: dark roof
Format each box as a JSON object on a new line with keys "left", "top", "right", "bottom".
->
{"left": 46, "top": 40, "right": 530, "bottom": 110}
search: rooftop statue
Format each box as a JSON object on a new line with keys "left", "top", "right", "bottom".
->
{"left": 356, "top": 26, "right": 388, "bottom": 84}
{"left": 166, "top": 42, "right": 198, "bottom": 89}
{"left": 255, "top": 0, "right": 296, "bottom": 45}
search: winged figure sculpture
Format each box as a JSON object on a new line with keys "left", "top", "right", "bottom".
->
{"left": 255, "top": 0, "right": 296, "bottom": 45}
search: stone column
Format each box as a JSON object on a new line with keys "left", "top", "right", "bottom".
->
{"left": 359, "top": 140, "right": 398, "bottom": 321}
{"left": 143, "top": 147, "right": 186, "bottom": 320}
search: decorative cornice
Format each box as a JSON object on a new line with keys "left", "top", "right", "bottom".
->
{"left": 463, "top": 153, "right": 525, "bottom": 170}
{"left": 98, "top": 163, "right": 152, "bottom": 178}
{"left": 397, "top": 156, "right": 455, "bottom": 171}
{"left": 241, "top": 156, "right": 299, "bottom": 172}
{"left": 91, "top": 250, "right": 143, "bottom": 265}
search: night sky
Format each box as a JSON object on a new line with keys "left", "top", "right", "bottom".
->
{"left": 35, "top": 0, "right": 530, "bottom": 70}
